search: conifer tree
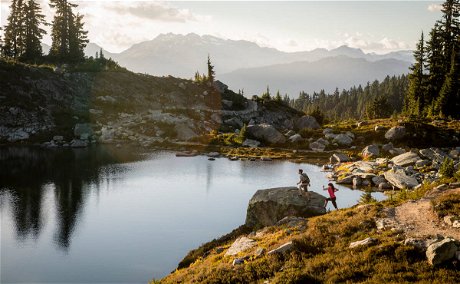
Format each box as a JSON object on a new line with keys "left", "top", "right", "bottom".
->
{"left": 207, "top": 54, "right": 215, "bottom": 83}
{"left": 22, "top": 0, "right": 47, "bottom": 61}
{"left": 425, "top": 24, "right": 445, "bottom": 113}
{"left": 438, "top": 0, "right": 460, "bottom": 72}
{"left": 49, "top": 0, "right": 87, "bottom": 62}
{"left": 3, "top": 0, "right": 26, "bottom": 58}
{"left": 436, "top": 47, "right": 460, "bottom": 117}
{"left": 405, "top": 32, "right": 426, "bottom": 116}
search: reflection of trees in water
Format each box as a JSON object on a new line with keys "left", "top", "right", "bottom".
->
{"left": 0, "top": 146, "right": 141, "bottom": 250}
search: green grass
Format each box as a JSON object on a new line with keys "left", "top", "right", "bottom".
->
{"left": 432, "top": 193, "right": 460, "bottom": 218}
{"left": 158, "top": 201, "right": 460, "bottom": 283}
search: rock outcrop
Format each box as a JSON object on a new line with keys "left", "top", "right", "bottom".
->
{"left": 245, "top": 187, "right": 326, "bottom": 228}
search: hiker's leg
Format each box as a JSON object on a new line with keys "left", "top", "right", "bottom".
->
{"left": 332, "top": 198, "right": 338, "bottom": 210}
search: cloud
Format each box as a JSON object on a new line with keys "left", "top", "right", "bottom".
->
{"left": 105, "top": 2, "right": 197, "bottom": 23}
{"left": 341, "top": 33, "right": 411, "bottom": 53}
{"left": 427, "top": 4, "right": 442, "bottom": 12}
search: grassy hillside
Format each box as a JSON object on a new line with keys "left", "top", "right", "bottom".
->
{"left": 158, "top": 184, "right": 460, "bottom": 283}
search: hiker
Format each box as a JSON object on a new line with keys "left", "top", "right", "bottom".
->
{"left": 297, "top": 169, "right": 310, "bottom": 197}
{"left": 323, "top": 183, "right": 338, "bottom": 210}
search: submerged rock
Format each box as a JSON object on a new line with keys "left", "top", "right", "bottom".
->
{"left": 245, "top": 187, "right": 326, "bottom": 228}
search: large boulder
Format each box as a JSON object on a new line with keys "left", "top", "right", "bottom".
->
{"left": 333, "top": 134, "right": 353, "bottom": 146}
{"left": 310, "top": 141, "right": 326, "bottom": 152}
{"left": 385, "top": 126, "right": 406, "bottom": 140}
{"left": 419, "top": 148, "right": 449, "bottom": 164}
{"left": 330, "top": 153, "right": 349, "bottom": 163}
{"left": 294, "top": 115, "right": 320, "bottom": 130}
{"left": 247, "top": 124, "right": 286, "bottom": 144}
{"left": 426, "top": 238, "right": 458, "bottom": 266}
{"left": 383, "top": 169, "right": 419, "bottom": 189}
{"left": 390, "top": 152, "right": 420, "bottom": 167}
{"left": 245, "top": 187, "right": 326, "bottom": 228}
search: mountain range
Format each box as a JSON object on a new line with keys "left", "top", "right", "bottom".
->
{"left": 43, "top": 33, "right": 413, "bottom": 96}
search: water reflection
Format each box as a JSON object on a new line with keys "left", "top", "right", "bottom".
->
{"left": 0, "top": 146, "right": 142, "bottom": 249}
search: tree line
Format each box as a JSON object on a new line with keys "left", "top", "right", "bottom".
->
{"left": 286, "top": 75, "right": 408, "bottom": 122}
{"left": 406, "top": 0, "right": 460, "bottom": 119}
{"left": 0, "top": 0, "right": 88, "bottom": 63}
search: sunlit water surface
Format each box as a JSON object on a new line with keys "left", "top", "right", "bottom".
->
{"left": 0, "top": 146, "right": 385, "bottom": 283}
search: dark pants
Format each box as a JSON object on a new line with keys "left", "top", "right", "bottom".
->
{"left": 325, "top": 197, "right": 338, "bottom": 209}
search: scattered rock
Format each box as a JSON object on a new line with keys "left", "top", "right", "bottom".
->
{"left": 426, "top": 238, "right": 458, "bottom": 266}
{"left": 443, "top": 215, "right": 458, "bottom": 226}
{"left": 362, "top": 145, "right": 380, "bottom": 159}
{"left": 333, "top": 134, "right": 353, "bottom": 146}
{"left": 357, "top": 121, "right": 368, "bottom": 127}
{"left": 375, "top": 125, "right": 385, "bottom": 132}
{"left": 382, "top": 142, "right": 394, "bottom": 152}
{"left": 267, "top": 241, "right": 294, "bottom": 255}
{"left": 288, "top": 134, "right": 303, "bottom": 143}
{"left": 330, "top": 153, "right": 349, "bottom": 163}
{"left": 390, "top": 152, "right": 420, "bottom": 167}
{"left": 70, "top": 139, "right": 88, "bottom": 148}
{"left": 385, "top": 126, "right": 406, "bottom": 140}
{"left": 349, "top": 237, "right": 377, "bottom": 249}
{"left": 7, "top": 129, "right": 29, "bottom": 142}
{"left": 245, "top": 187, "right": 326, "bottom": 228}
{"left": 404, "top": 238, "right": 429, "bottom": 250}
{"left": 243, "top": 139, "right": 261, "bottom": 148}
{"left": 294, "top": 115, "right": 320, "bottom": 130}
{"left": 415, "top": 159, "right": 431, "bottom": 168}
{"left": 232, "top": 258, "right": 245, "bottom": 266}
{"left": 384, "top": 169, "right": 419, "bottom": 189}
{"left": 225, "top": 237, "right": 256, "bottom": 256}
{"left": 310, "top": 141, "right": 326, "bottom": 152}
{"left": 276, "top": 216, "right": 306, "bottom": 227}
{"left": 336, "top": 175, "right": 353, "bottom": 184}
{"left": 247, "top": 124, "right": 286, "bottom": 144}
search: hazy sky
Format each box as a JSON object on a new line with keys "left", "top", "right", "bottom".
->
{"left": 0, "top": 1, "right": 443, "bottom": 54}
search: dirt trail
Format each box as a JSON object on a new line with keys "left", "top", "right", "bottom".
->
{"left": 394, "top": 188, "right": 460, "bottom": 240}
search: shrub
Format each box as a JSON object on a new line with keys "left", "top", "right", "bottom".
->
{"left": 439, "top": 157, "right": 455, "bottom": 178}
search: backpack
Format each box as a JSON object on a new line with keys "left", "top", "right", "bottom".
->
{"left": 301, "top": 173, "right": 310, "bottom": 184}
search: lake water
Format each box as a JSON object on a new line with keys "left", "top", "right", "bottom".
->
{"left": 0, "top": 146, "right": 385, "bottom": 283}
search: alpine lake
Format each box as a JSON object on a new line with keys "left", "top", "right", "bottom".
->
{"left": 0, "top": 146, "right": 386, "bottom": 283}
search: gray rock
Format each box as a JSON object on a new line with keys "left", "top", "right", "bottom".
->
{"left": 289, "top": 134, "right": 303, "bottom": 143}
{"left": 336, "top": 175, "right": 354, "bottom": 184}
{"left": 382, "top": 142, "right": 394, "bottom": 152}
{"left": 74, "top": 123, "right": 92, "bottom": 138}
{"left": 362, "top": 145, "right": 380, "bottom": 158}
{"left": 268, "top": 241, "right": 294, "bottom": 255}
{"left": 389, "top": 148, "right": 406, "bottom": 156}
{"left": 323, "top": 128, "right": 334, "bottom": 135}
{"left": 276, "top": 216, "right": 306, "bottom": 227}
{"left": 325, "top": 132, "right": 337, "bottom": 140}
{"left": 316, "top": 138, "right": 330, "bottom": 146}
{"left": 330, "top": 153, "right": 349, "bottom": 163}
{"left": 426, "top": 238, "right": 458, "bottom": 266}
{"left": 53, "top": 136, "right": 64, "bottom": 142}
{"left": 310, "top": 141, "right": 326, "bottom": 152}
{"left": 449, "top": 149, "right": 459, "bottom": 159}
{"left": 353, "top": 176, "right": 362, "bottom": 187}
{"left": 443, "top": 215, "right": 458, "bottom": 226}
{"left": 375, "top": 125, "right": 385, "bottom": 132}
{"left": 345, "top": 131, "right": 355, "bottom": 139}
{"left": 224, "top": 117, "right": 243, "bottom": 129}
{"left": 285, "top": 130, "right": 296, "bottom": 137}
{"left": 404, "top": 238, "right": 429, "bottom": 250}
{"left": 434, "top": 184, "right": 448, "bottom": 191}
{"left": 357, "top": 121, "right": 368, "bottom": 127}
{"left": 333, "top": 134, "right": 353, "bottom": 146}
{"left": 70, "top": 139, "right": 88, "bottom": 148}
{"left": 390, "top": 152, "right": 421, "bottom": 167}
{"left": 349, "top": 237, "right": 377, "bottom": 248}
{"left": 415, "top": 159, "right": 431, "bottom": 168}
{"left": 207, "top": 152, "right": 221, "bottom": 158}
{"left": 245, "top": 187, "right": 326, "bottom": 228}
{"left": 225, "top": 236, "right": 256, "bottom": 256}
{"left": 372, "top": 176, "right": 387, "bottom": 186}
{"left": 419, "top": 148, "right": 449, "bottom": 164}
{"left": 385, "top": 126, "right": 406, "bottom": 140}
{"left": 247, "top": 124, "right": 286, "bottom": 144}
{"left": 242, "top": 139, "right": 261, "bottom": 148}
{"left": 295, "top": 115, "right": 320, "bottom": 130}
{"left": 7, "top": 129, "right": 29, "bottom": 142}
{"left": 232, "top": 258, "right": 245, "bottom": 266}
{"left": 384, "top": 169, "right": 419, "bottom": 189}
{"left": 378, "top": 182, "right": 392, "bottom": 190}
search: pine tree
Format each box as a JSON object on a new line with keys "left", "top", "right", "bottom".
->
{"left": 438, "top": 0, "right": 460, "bottom": 73}
{"left": 207, "top": 54, "right": 215, "bottom": 83}
{"left": 3, "top": 0, "right": 26, "bottom": 58}
{"left": 405, "top": 32, "right": 427, "bottom": 116}
{"left": 425, "top": 24, "right": 445, "bottom": 114}
{"left": 21, "top": 0, "right": 47, "bottom": 61}
{"left": 436, "top": 47, "right": 460, "bottom": 117}
{"left": 49, "top": 0, "right": 87, "bottom": 62}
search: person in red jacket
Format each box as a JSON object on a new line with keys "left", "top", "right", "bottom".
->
{"left": 323, "top": 183, "right": 338, "bottom": 210}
